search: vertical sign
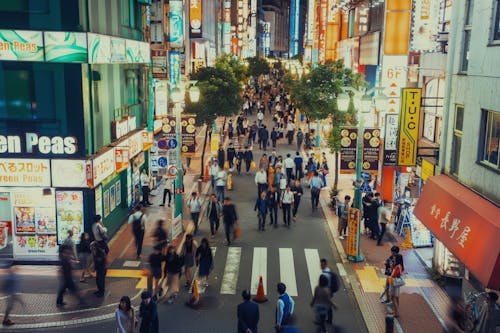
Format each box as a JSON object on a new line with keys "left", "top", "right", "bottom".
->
{"left": 362, "top": 128, "right": 381, "bottom": 173}
{"left": 318, "top": 0, "right": 327, "bottom": 63}
{"left": 411, "top": 0, "right": 440, "bottom": 52}
{"left": 312, "top": 0, "right": 320, "bottom": 66}
{"left": 381, "top": 55, "right": 408, "bottom": 115}
{"left": 289, "top": 0, "right": 299, "bottom": 57}
{"left": 383, "top": 113, "right": 399, "bottom": 165}
{"left": 223, "top": 0, "right": 232, "bottom": 54}
{"left": 346, "top": 208, "right": 360, "bottom": 258}
{"left": 383, "top": 0, "right": 412, "bottom": 55}
{"left": 169, "top": 51, "right": 181, "bottom": 88}
{"left": 398, "top": 88, "right": 422, "bottom": 166}
{"left": 154, "top": 80, "right": 168, "bottom": 116}
{"left": 169, "top": 0, "right": 184, "bottom": 48}
{"left": 189, "top": 0, "right": 203, "bottom": 38}
{"left": 340, "top": 128, "right": 358, "bottom": 174}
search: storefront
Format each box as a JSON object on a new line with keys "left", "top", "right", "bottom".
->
{"left": 414, "top": 174, "right": 500, "bottom": 290}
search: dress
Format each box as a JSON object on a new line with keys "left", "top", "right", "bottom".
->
{"left": 196, "top": 247, "right": 213, "bottom": 277}
{"left": 116, "top": 308, "right": 136, "bottom": 333}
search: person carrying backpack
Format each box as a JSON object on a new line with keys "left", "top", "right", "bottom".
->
{"left": 128, "top": 205, "right": 146, "bottom": 259}
{"left": 320, "top": 258, "right": 339, "bottom": 325}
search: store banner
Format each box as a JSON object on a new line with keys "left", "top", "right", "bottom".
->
{"left": 189, "top": 0, "right": 203, "bottom": 38}
{"left": 151, "top": 50, "right": 168, "bottom": 79}
{"left": 92, "top": 148, "right": 116, "bottom": 187}
{"left": 51, "top": 159, "right": 90, "bottom": 188}
{"left": 87, "top": 33, "right": 111, "bottom": 63}
{"left": 346, "top": 208, "right": 360, "bottom": 258}
{"left": 398, "top": 88, "right": 422, "bottom": 166}
{"left": 115, "top": 147, "right": 130, "bottom": 173}
{"left": 383, "top": 0, "right": 411, "bottom": 55}
{"left": 142, "top": 130, "right": 154, "bottom": 151}
{"left": 383, "top": 113, "right": 399, "bottom": 165}
{"left": 359, "top": 32, "right": 380, "bottom": 66}
{"left": 44, "top": 32, "right": 87, "bottom": 63}
{"left": 411, "top": 0, "right": 440, "bottom": 52}
{"left": 169, "top": 51, "right": 181, "bottom": 88}
{"left": 318, "top": 0, "right": 327, "bottom": 63}
{"left": 154, "top": 80, "right": 169, "bottom": 115}
{"left": 161, "top": 115, "right": 197, "bottom": 155}
{"left": 211, "top": 133, "right": 220, "bottom": 155}
{"left": 380, "top": 55, "right": 408, "bottom": 115}
{"left": 340, "top": 128, "right": 357, "bottom": 174}
{"left": 56, "top": 191, "right": 84, "bottom": 245}
{"left": 0, "top": 158, "right": 50, "bottom": 187}
{"left": 170, "top": 0, "right": 184, "bottom": 48}
{"left": 0, "top": 30, "right": 44, "bottom": 62}
{"left": 362, "top": 128, "right": 381, "bottom": 173}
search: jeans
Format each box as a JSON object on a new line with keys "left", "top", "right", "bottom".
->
{"left": 311, "top": 188, "right": 320, "bottom": 208}
{"left": 269, "top": 205, "right": 278, "bottom": 226}
{"left": 133, "top": 229, "right": 144, "bottom": 256}
{"left": 295, "top": 167, "right": 303, "bottom": 180}
{"left": 216, "top": 185, "right": 225, "bottom": 202}
{"left": 297, "top": 140, "right": 303, "bottom": 151}
{"left": 338, "top": 217, "right": 348, "bottom": 237}
{"left": 282, "top": 203, "right": 291, "bottom": 226}
{"left": 377, "top": 223, "right": 387, "bottom": 245}
{"left": 95, "top": 267, "right": 106, "bottom": 294}
{"left": 162, "top": 189, "right": 172, "bottom": 205}
{"left": 209, "top": 217, "right": 220, "bottom": 235}
{"left": 292, "top": 197, "right": 301, "bottom": 217}
{"left": 191, "top": 212, "right": 200, "bottom": 233}
{"left": 286, "top": 168, "right": 293, "bottom": 181}
{"left": 224, "top": 223, "right": 233, "bottom": 244}
{"left": 257, "top": 211, "right": 267, "bottom": 230}
{"left": 142, "top": 186, "right": 150, "bottom": 205}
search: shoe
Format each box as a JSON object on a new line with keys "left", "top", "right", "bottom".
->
{"left": 93, "top": 291, "right": 104, "bottom": 297}
{"left": 136, "top": 255, "right": 142, "bottom": 260}
{"left": 56, "top": 302, "right": 66, "bottom": 307}
{"left": 339, "top": 236, "right": 344, "bottom": 240}
{"left": 159, "top": 204, "right": 165, "bottom": 206}
{"left": 203, "top": 282, "right": 209, "bottom": 287}
{"left": 210, "top": 234, "right": 214, "bottom": 239}
{"left": 168, "top": 204, "right": 171, "bottom": 207}
{"left": 167, "top": 298, "right": 174, "bottom": 304}
{"left": 2, "top": 319, "right": 15, "bottom": 326}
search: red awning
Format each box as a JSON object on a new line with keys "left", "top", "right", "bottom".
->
{"left": 414, "top": 174, "right": 500, "bottom": 290}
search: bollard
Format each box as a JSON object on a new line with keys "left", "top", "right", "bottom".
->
{"left": 385, "top": 314, "right": 394, "bottom": 333}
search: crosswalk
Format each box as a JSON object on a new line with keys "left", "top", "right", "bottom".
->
{"left": 193, "top": 247, "right": 332, "bottom": 298}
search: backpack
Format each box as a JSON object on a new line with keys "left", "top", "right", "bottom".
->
{"left": 326, "top": 270, "right": 339, "bottom": 293}
{"left": 132, "top": 213, "right": 144, "bottom": 233}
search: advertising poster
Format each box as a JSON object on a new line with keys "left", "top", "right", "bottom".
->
{"left": 340, "top": 128, "right": 358, "bottom": 174}
{"left": 151, "top": 50, "right": 168, "bottom": 79}
{"left": 346, "top": 208, "right": 360, "bottom": 258}
{"left": 0, "top": 192, "right": 11, "bottom": 252}
{"left": 110, "top": 185, "right": 116, "bottom": 212}
{"left": 411, "top": 0, "right": 440, "bottom": 52}
{"left": 383, "top": 114, "right": 399, "bottom": 165}
{"left": 362, "top": 128, "right": 381, "bottom": 173}
{"left": 154, "top": 80, "right": 169, "bottom": 115}
{"left": 44, "top": 32, "right": 88, "bottom": 63}
{"left": 35, "top": 207, "right": 56, "bottom": 234}
{"left": 103, "top": 189, "right": 110, "bottom": 217}
{"left": 0, "top": 29, "right": 44, "bottom": 61}
{"left": 189, "top": 0, "right": 203, "bottom": 38}
{"left": 56, "top": 191, "right": 84, "bottom": 244}
{"left": 115, "top": 181, "right": 121, "bottom": 207}
{"left": 169, "top": 0, "right": 184, "bottom": 48}
{"left": 161, "top": 115, "right": 197, "bottom": 154}
{"left": 87, "top": 33, "right": 111, "bottom": 63}
{"left": 398, "top": 88, "right": 422, "bottom": 166}
{"left": 169, "top": 51, "right": 181, "bottom": 88}
{"left": 51, "top": 159, "right": 89, "bottom": 188}
{"left": 95, "top": 185, "right": 103, "bottom": 218}
{"left": 15, "top": 207, "right": 35, "bottom": 233}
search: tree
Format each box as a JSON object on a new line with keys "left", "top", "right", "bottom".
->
{"left": 246, "top": 56, "right": 270, "bottom": 78}
{"left": 216, "top": 54, "right": 248, "bottom": 83}
{"left": 185, "top": 61, "right": 243, "bottom": 177}
{"left": 287, "top": 60, "right": 365, "bottom": 191}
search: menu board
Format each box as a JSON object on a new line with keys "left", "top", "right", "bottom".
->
{"left": 56, "top": 191, "right": 84, "bottom": 244}
{"left": 340, "top": 128, "right": 358, "bottom": 174}
{"left": 362, "top": 128, "right": 381, "bottom": 173}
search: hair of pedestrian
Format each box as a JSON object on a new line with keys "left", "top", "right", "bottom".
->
{"left": 242, "top": 289, "right": 251, "bottom": 301}
{"left": 186, "top": 233, "right": 193, "bottom": 241}
{"left": 157, "top": 219, "right": 164, "bottom": 227}
{"left": 375, "top": 192, "right": 381, "bottom": 197}
{"left": 135, "top": 204, "right": 142, "bottom": 211}
{"left": 296, "top": 152, "right": 300, "bottom": 155}
{"left": 277, "top": 283, "right": 286, "bottom": 294}
{"left": 391, "top": 246, "right": 400, "bottom": 254}
{"left": 119, "top": 296, "right": 132, "bottom": 311}
{"left": 345, "top": 195, "right": 351, "bottom": 201}
{"left": 94, "top": 215, "right": 101, "bottom": 222}
{"left": 224, "top": 197, "right": 231, "bottom": 201}
{"left": 319, "top": 274, "right": 329, "bottom": 288}
{"left": 488, "top": 292, "right": 499, "bottom": 302}
{"left": 286, "top": 153, "right": 291, "bottom": 157}
{"left": 320, "top": 258, "right": 327, "bottom": 265}
{"left": 192, "top": 192, "right": 197, "bottom": 196}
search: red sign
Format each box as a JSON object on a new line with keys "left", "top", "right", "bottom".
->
{"left": 175, "top": 187, "right": 184, "bottom": 194}
{"left": 115, "top": 147, "right": 130, "bottom": 173}
{"left": 414, "top": 175, "right": 500, "bottom": 290}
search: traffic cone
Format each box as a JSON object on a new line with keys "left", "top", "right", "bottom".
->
{"left": 203, "top": 163, "right": 210, "bottom": 182}
{"left": 401, "top": 228, "right": 413, "bottom": 249}
{"left": 186, "top": 280, "right": 201, "bottom": 309}
{"left": 253, "top": 276, "right": 268, "bottom": 303}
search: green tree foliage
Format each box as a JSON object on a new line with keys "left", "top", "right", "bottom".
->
{"left": 216, "top": 54, "right": 248, "bottom": 83}
{"left": 246, "top": 56, "right": 271, "bottom": 78}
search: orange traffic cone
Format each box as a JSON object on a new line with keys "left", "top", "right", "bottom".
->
{"left": 401, "top": 228, "right": 413, "bottom": 249}
{"left": 253, "top": 276, "right": 268, "bottom": 303}
{"left": 203, "top": 164, "right": 210, "bottom": 182}
{"left": 186, "top": 280, "right": 201, "bottom": 309}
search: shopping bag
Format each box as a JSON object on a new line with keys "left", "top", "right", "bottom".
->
{"left": 392, "top": 277, "right": 405, "bottom": 287}
{"left": 224, "top": 161, "right": 229, "bottom": 169}
{"left": 233, "top": 225, "right": 241, "bottom": 239}
{"left": 250, "top": 161, "right": 256, "bottom": 172}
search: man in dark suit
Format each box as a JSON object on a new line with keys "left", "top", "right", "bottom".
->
{"left": 237, "top": 289, "right": 259, "bottom": 333}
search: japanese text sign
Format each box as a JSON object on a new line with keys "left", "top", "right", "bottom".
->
{"left": 0, "top": 158, "right": 50, "bottom": 187}
{"left": 340, "top": 128, "right": 357, "bottom": 174}
{"left": 384, "top": 113, "right": 399, "bottom": 165}
{"left": 92, "top": 148, "right": 115, "bottom": 187}
{"left": 362, "top": 128, "right": 381, "bottom": 173}
{"left": 398, "top": 88, "right": 421, "bottom": 166}
{"left": 169, "top": 1, "right": 184, "bottom": 48}
{"left": 189, "top": 0, "right": 203, "bottom": 38}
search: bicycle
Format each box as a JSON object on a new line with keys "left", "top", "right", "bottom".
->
{"left": 463, "top": 291, "right": 488, "bottom": 332}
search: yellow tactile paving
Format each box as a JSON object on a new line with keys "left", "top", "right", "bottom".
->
{"left": 355, "top": 266, "right": 434, "bottom": 293}
{"left": 135, "top": 277, "right": 148, "bottom": 289}
{"left": 106, "top": 269, "right": 145, "bottom": 278}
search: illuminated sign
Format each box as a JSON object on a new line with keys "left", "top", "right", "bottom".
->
{"left": 0, "top": 133, "right": 77, "bottom": 155}
{"left": 56, "top": 191, "right": 84, "bottom": 245}
{"left": 155, "top": 80, "right": 169, "bottom": 116}
{"left": 411, "top": 0, "right": 440, "bottom": 52}
{"left": 289, "top": 0, "right": 300, "bottom": 57}
{"left": 51, "top": 159, "right": 90, "bottom": 188}
{"left": 169, "top": 51, "right": 181, "bottom": 88}
{"left": 340, "top": 128, "right": 357, "bottom": 174}
{"left": 92, "top": 148, "right": 116, "bottom": 187}
{"left": 398, "top": 88, "right": 422, "bottom": 166}
{"left": 383, "top": 0, "right": 412, "bottom": 55}
{"left": 0, "top": 158, "right": 50, "bottom": 187}
{"left": 111, "top": 116, "right": 137, "bottom": 140}
{"left": 0, "top": 30, "right": 44, "bottom": 62}
{"left": 189, "top": 0, "right": 203, "bottom": 38}
{"left": 44, "top": 32, "right": 87, "bottom": 63}
{"left": 383, "top": 113, "right": 399, "bottom": 165}
{"left": 380, "top": 55, "right": 408, "bottom": 115}
{"left": 87, "top": 33, "right": 111, "bottom": 63}
{"left": 170, "top": 0, "right": 184, "bottom": 48}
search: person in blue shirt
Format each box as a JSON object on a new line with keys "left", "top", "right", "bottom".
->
{"left": 275, "top": 282, "right": 295, "bottom": 332}
{"left": 309, "top": 171, "right": 323, "bottom": 210}
{"left": 254, "top": 191, "right": 270, "bottom": 231}
{"left": 293, "top": 152, "right": 303, "bottom": 180}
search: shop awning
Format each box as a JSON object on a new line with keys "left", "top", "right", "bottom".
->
{"left": 414, "top": 174, "right": 500, "bottom": 290}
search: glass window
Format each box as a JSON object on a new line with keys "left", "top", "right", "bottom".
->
{"left": 455, "top": 105, "right": 464, "bottom": 131}
{"left": 493, "top": 0, "right": 500, "bottom": 40}
{"left": 450, "top": 105, "right": 464, "bottom": 175}
{"left": 461, "top": 29, "right": 471, "bottom": 72}
{"left": 479, "top": 109, "right": 500, "bottom": 169}
{"left": 465, "top": 0, "right": 474, "bottom": 25}
{"left": 0, "top": 0, "right": 49, "bottom": 13}
{"left": 121, "top": 0, "right": 130, "bottom": 26}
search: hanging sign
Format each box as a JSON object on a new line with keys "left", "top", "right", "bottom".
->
{"left": 0, "top": 158, "right": 50, "bottom": 187}
{"left": 383, "top": 114, "right": 399, "bottom": 165}
{"left": 0, "top": 30, "right": 44, "bottom": 62}
{"left": 346, "top": 208, "right": 360, "bottom": 257}
{"left": 189, "top": 0, "right": 203, "bottom": 38}
{"left": 398, "top": 88, "right": 422, "bottom": 166}
{"left": 340, "top": 128, "right": 358, "bottom": 174}
{"left": 169, "top": 0, "right": 184, "bottom": 48}
{"left": 362, "top": 128, "right": 381, "bottom": 173}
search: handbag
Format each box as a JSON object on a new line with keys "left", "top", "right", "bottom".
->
{"left": 233, "top": 225, "right": 241, "bottom": 239}
{"left": 392, "top": 277, "right": 405, "bottom": 287}
{"left": 250, "top": 160, "right": 256, "bottom": 171}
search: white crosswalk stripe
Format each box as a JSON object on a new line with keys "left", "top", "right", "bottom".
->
{"left": 279, "top": 248, "right": 298, "bottom": 297}
{"left": 220, "top": 247, "right": 242, "bottom": 294}
{"left": 304, "top": 248, "right": 322, "bottom": 295}
{"left": 250, "top": 247, "right": 268, "bottom": 295}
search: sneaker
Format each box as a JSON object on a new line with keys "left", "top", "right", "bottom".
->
{"left": 159, "top": 204, "right": 165, "bottom": 206}
{"left": 3, "top": 319, "right": 15, "bottom": 326}
{"left": 339, "top": 236, "right": 345, "bottom": 240}
{"left": 167, "top": 298, "right": 174, "bottom": 304}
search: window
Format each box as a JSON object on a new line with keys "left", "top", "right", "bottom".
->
{"left": 450, "top": 105, "right": 464, "bottom": 175}
{"left": 461, "top": 0, "right": 473, "bottom": 72}
{"left": 493, "top": 0, "right": 500, "bottom": 40}
{"left": 479, "top": 109, "right": 500, "bottom": 170}
{"left": 422, "top": 78, "right": 445, "bottom": 144}
{"left": 121, "top": 0, "right": 139, "bottom": 28}
{"left": 0, "top": 0, "right": 49, "bottom": 13}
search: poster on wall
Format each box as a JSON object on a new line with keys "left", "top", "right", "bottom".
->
{"left": 411, "top": 0, "right": 440, "bottom": 52}
{"left": 103, "top": 190, "right": 110, "bottom": 217}
{"left": 14, "top": 207, "right": 36, "bottom": 233}
{"left": 95, "top": 185, "right": 103, "bottom": 218}
{"left": 110, "top": 185, "right": 116, "bottom": 212}
{"left": 169, "top": 52, "right": 181, "bottom": 88}
{"left": 340, "top": 128, "right": 358, "bottom": 174}
{"left": 170, "top": 0, "right": 184, "bottom": 48}
{"left": 362, "top": 128, "right": 381, "bottom": 173}
{"left": 56, "top": 191, "right": 84, "bottom": 244}
{"left": 35, "top": 207, "right": 56, "bottom": 234}
{"left": 51, "top": 159, "right": 89, "bottom": 188}
{"left": 115, "top": 181, "right": 121, "bottom": 207}
{"left": 160, "top": 115, "right": 197, "bottom": 154}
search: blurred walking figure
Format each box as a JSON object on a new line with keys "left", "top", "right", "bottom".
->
{"left": 116, "top": 296, "right": 137, "bottom": 333}
{"left": 140, "top": 169, "right": 152, "bottom": 206}
{"left": 62, "top": 229, "right": 78, "bottom": 260}
{"left": 129, "top": 205, "right": 146, "bottom": 259}
{"left": 196, "top": 238, "right": 214, "bottom": 287}
{"left": 187, "top": 192, "right": 202, "bottom": 234}
{"left": 255, "top": 191, "right": 270, "bottom": 231}
{"left": 243, "top": 146, "right": 254, "bottom": 174}
{"left": 206, "top": 194, "right": 223, "bottom": 238}
{"left": 181, "top": 234, "right": 198, "bottom": 289}
{"left": 290, "top": 180, "right": 304, "bottom": 221}
{"left": 209, "top": 160, "right": 219, "bottom": 189}
{"left": 280, "top": 185, "right": 294, "bottom": 228}
{"left": 159, "top": 176, "right": 173, "bottom": 207}
{"left": 57, "top": 246, "right": 85, "bottom": 307}
{"left": 139, "top": 291, "right": 159, "bottom": 333}
{"left": 309, "top": 171, "right": 322, "bottom": 210}
{"left": 275, "top": 283, "right": 295, "bottom": 331}
{"left": 215, "top": 166, "right": 228, "bottom": 202}
{"left": 267, "top": 186, "right": 279, "bottom": 227}
{"left": 92, "top": 214, "right": 108, "bottom": 243}
{"left": 2, "top": 261, "right": 25, "bottom": 326}
{"left": 92, "top": 240, "right": 109, "bottom": 297}
{"left": 162, "top": 245, "right": 183, "bottom": 304}
{"left": 148, "top": 245, "right": 164, "bottom": 299}
{"left": 311, "top": 275, "right": 337, "bottom": 333}
{"left": 255, "top": 167, "right": 268, "bottom": 198}
{"left": 152, "top": 219, "right": 168, "bottom": 254}
{"left": 78, "top": 232, "right": 92, "bottom": 282}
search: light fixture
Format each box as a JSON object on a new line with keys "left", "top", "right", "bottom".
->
{"left": 374, "top": 93, "right": 389, "bottom": 111}
{"left": 171, "top": 87, "right": 183, "bottom": 104}
{"left": 189, "top": 86, "right": 201, "bottom": 103}
{"left": 358, "top": 94, "right": 373, "bottom": 113}
{"left": 337, "top": 92, "right": 350, "bottom": 112}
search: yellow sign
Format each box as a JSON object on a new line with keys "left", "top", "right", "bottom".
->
{"left": 421, "top": 158, "right": 434, "bottom": 181}
{"left": 346, "top": 208, "right": 360, "bottom": 257}
{"left": 211, "top": 133, "right": 220, "bottom": 155}
{"left": 397, "top": 88, "right": 422, "bottom": 166}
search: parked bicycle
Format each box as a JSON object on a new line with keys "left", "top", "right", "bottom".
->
{"left": 463, "top": 291, "right": 488, "bottom": 332}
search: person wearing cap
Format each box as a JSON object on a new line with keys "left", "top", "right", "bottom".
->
{"left": 139, "top": 291, "right": 159, "bottom": 333}
{"left": 237, "top": 289, "right": 260, "bottom": 333}
{"left": 275, "top": 282, "right": 295, "bottom": 331}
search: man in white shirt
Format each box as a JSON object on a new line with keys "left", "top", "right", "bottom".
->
{"left": 140, "top": 169, "right": 152, "bottom": 206}
{"left": 377, "top": 199, "right": 391, "bottom": 246}
{"left": 128, "top": 205, "right": 146, "bottom": 259}
{"left": 280, "top": 185, "right": 294, "bottom": 227}
{"left": 254, "top": 167, "right": 268, "bottom": 198}
{"left": 187, "top": 192, "right": 202, "bottom": 234}
{"left": 257, "top": 110, "right": 264, "bottom": 126}
{"left": 286, "top": 121, "right": 296, "bottom": 144}
{"left": 283, "top": 153, "right": 295, "bottom": 182}
{"left": 160, "top": 176, "right": 174, "bottom": 207}
{"left": 215, "top": 166, "right": 227, "bottom": 202}
{"left": 208, "top": 160, "right": 219, "bottom": 189}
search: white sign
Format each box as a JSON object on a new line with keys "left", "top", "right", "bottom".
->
{"left": 381, "top": 55, "right": 408, "bottom": 115}
{"left": 155, "top": 80, "right": 169, "bottom": 116}
{"left": 0, "top": 133, "right": 77, "bottom": 155}
{"left": 128, "top": 131, "right": 143, "bottom": 157}
{"left": 95, "top": 185, "right": 103, "bottom": 217}
{"left": 167, "top": 150, "right": 177, "bottom": 166}
{"left": 170, "top": 214, "right": 183, "bottom": 239}
{"left": 51, "top": 159, "right": 89, "bottom": 188}
{"left": 92, "top": 148, "right": 116, "bottom": 186}
{"left": 411, "top": 0, "right": 440, "bottom": 52}
{"left": 0, "top": 158, "right": 50, "bottom": 187}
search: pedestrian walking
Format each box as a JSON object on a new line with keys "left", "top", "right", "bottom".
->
{"left": 319, "top": 160, "right": 329, "bottom": 188}
{"left": 62, "top": 229, "right": 78, "bottom": 261}
{"left": 275, "top": 283, "right": 295, "bottom": 331}
{"left": 78, "top": 232, "right": 92, "bottom": 282}
{"left": 140, "top": 169, "right": 152, "bottom": 206}
{"left": 257, "top": 109, "right": 264, "bottom": 126}
{"left": 362, "top": 193, "right": 374, "bottom": 237}
{"left": 337, "top": 196, "right": 351, "bottom": 240}
{"left": 258, "top": 153, "right": 269, "bottom": 171}
{"left": 227, "top": 143, "right": 236, "bottom": 168}
{"left": 388, "top": 259, "right": 403, "bottom": 317}
{"left": 238, "top": 289, "right": 260, "bottom": 333}
{"left": 283, "top": 153, "right": 295, "bottom": 182}
{"left": 148, "top": 245, "right": 164, "bottom": 299}
{"left": 280, "top": 185, "right": 294, "bottom": 227}
{"left": 217, "top": 146, "right": 225, "bottom": 168}
{"left": 296, "top": 128, "right": 304, "bottom": 151}
{"left": 377, "top": 200, "right": 391, "bottom": 246}
{"left": 222, "top": 197, "right": 239, "bottom": 245}
{"left": 255, "top": 167, "right": 268, "bottom": 198}
{"left": 271, "top": 127, "right": 278, "bottom": 148}
{"left": 139, "top": 291, "right": 159, "bottom": 333}
{"left": 261, "top": 125, "right": 269, "bottom": 151}
{"left": 57, "top": 245, "right": 85, "bottom": 307}
{"left": 159, "top": 176, "right": 173, "bottom": 207}
{"left": 181, "top": 234, "right": 198, "bottom": 289}
{"left": 187, "top": 192, "right": 202, "bottom": 234}
{"left": 92, "top": 214, "right": 108, "bottom": 243}
{"left": 293, "top": 152, "right": 303, "bottom": 180}
{"left": 269, "top": 151, "right": 278, "bottom": 167}
{"left": 286, "top": 121, "right": 295, "bottom": 144}
{"left": 206, "top": 194, "right": 222, "bottom": 238}
{"left": 128, "top": 205, "right": 146, "bottom": 259}
{"left": 116, "top": 296, "right": 137, "bottom": 333}
{"left": 152, "top": 219, "right": 168, "bottom": 254}
{"left": 163, "top": 245, "right": 182, "bottom": 304}
{"left": 243, "top": 146, "right": 254, "bottom": 174}
{"left": 215, "top": 166, "right": 228, "bottom": 202}
{"left": 255, "top": 191, "right": 270, "bottom": 231}
{"left": 320, "top": 259, "right": 339, "bottom": 324}
{"left": 93, "top": 240, "right": 109, "bottom": 297}
{"left": 309, "top": 171, "right": 322, "bottom": 210}
{"left": 196, "top": 238, "right": 214, "bottom": 287}
{"left": 209, "top": 160, "right": 219, "bottom": 189}
{"left": 236, "top": 150, "right": 244, "bottom": 174}
{"left": 290, "top": 180, "right": 303, "bottom": 221}
{"left": 266, "top": 186, "right": 279, "bottom": 227}
{"left": 1, "top": 262, "right": 25, "bottom": 326}
{"left": 311, "top": 275, "right": 337, "bottom": 333}
{"left": 305, "top": 156, "right": 317, "bottom": 181}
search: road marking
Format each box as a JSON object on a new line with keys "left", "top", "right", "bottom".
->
{"left": 304, "top": 248, "right": 322, "bottom": 295}
{"left": 220, "top": 247, "right": 241, "bottom": 294}
{"left": 279, "top": 248, "right": 298, "bottom": 297}
{"left": 251, "top": 247, "right": 267, "bottom": 295}
{"left": 336, "top": 263, "right": 347, "bottom": 277}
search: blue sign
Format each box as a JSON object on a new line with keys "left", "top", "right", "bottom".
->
{"left": 360, "top": 182, "right": 372, "bottom": 193}
{"left": 169, "top": 51, "right": 181, "bottom": 88}
{"left": 158, "top": 139, "right": 167, "bottom": 150}
{"left": 169, "top": 1, "right": 184, "bottom": 48}
{"left": 157, "top": 156, "right": 168, "bottom": 168}
{"left": 168, "top": 138, "right": 178, "bottom": 149}
{"left": 289, "top": 0, "right": 300, "bottom": 57}
{"left": 360, "top": 171, "right": 371, "bottom": 181}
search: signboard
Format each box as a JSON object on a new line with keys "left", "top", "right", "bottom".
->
{"left": 142, "top": 130, "right": 154, "bottom": 151}
{"left": 346, "top": 208, "right": 360, "bottom": 257}
{"left": 154, "top": 80, "right": 169, "bottom": 115}
{"left": 44, "top": 32, "right": 87, "bottom": 63}
{"left": 169, "top": 51, "right": 181, "bottom": 88}
{"left": 168, "top": 165, "right": 178, "bottom": 176}
{"left": 0, "top": 133, "right": 77, "bottom": 155}
{"left": 128, "top": 131, "right": 143, "bottom": 158}
{"left": 0, "top": 30, "right": 44, "bottom": 62}
{"left": 92, "top": 148, "right": 116, "bottom": 187}
{"left": 56, "top": 191, "right": 84, "bottom": 245}
{"left": 318, "top": 0, "right": 327, "bottom": 63}
{"left": 189, "top": 0, "right": 203, "bottom": 38}
{"left": 151, "top": 50, "right": 168, "bottom": 79}
{"left": 87, "top": 33, "right": 111, "bottom": 63}
{"left": 411, "top": 0, "right": 440, "bottom": 52}
{"left": 362, "top": 128, "right": 381, "bottom": 173}
{"left": 380, "top": 55, "right": 408, "bottom": 116}
{"left": 170, "top": 214, "right": 183, "bottom": 239}
{"left": 110, "top": 37, "right": 127, "bottom": 63}
{"left": 95, "top": 185, "right": 103, "bottom": 218}
{"left": 157, "top": 156, "right": 168, "bottom": 168}
{"left": 161, "top": 116, "right": 197, "bottom": 154}
{"left": 151, "top": 22, "right": 163, "bottom": 43}
{"left": 168, "top": 150, "right": 177, "bottom": 166}
{"left": 340, "top": 128, "right": 358, "bottom": 174}
{"left": 170, "top": 0, "right": 184, "bottom": 48}
{"left": 51, "top": 159, "right": 89, "bottom": 188}
{"left": 421, "top": 159, "right": 434, "bottom": 181}
{"left": 111, "top": 116, "right": 137, "bottom": 140}
{"left": 168, "top": 139, "right": 178, "bottom": 149}
{"left": 289, "top": 0, "right": 300, "bottom": 57}
{"left": 211, "top": 133, "right": 220, "bottom": 155}
{"left": 125, "top": 39, "right": 150, "bottom": 63}
{"left": 115, "top": 147, "right": 130, "bottom": 173}
{"left": 0, "top": 158, "right": 50, "bottom": 187}
{"left": 359, "top": 32, "right": 380, "bottom": 66}
{"left": 398, "top": 88, "right": 422, "bottom": 166}
{"left": 383, "top": 113, "right": 399, "bottom": 165}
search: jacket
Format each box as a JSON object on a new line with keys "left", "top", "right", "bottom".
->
{"left": 223, "top": 203, "right": 238, "bottom": 225}
{"left": 237, "top": 300, "right": 259, "bottom": 333}
{"left": 206, "top": 200, "right": 223, "bottom": 219}
{"left": 254, "top": 197, "right": 270, "bottom": 213}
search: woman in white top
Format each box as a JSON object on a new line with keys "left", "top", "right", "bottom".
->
{"left": 116, "top": 296, "right": 136, "bottom": 333}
